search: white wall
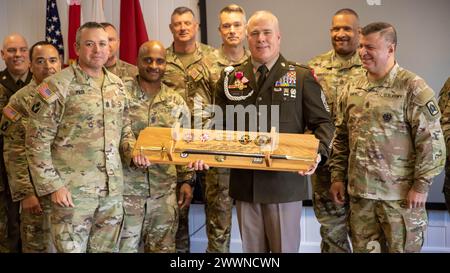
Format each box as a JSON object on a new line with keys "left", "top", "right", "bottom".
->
{"left": 0, "top": 0, "right": 200, "bottom": 68}
{"left": 206, "top": 0, "right": 450, "bottom": 92}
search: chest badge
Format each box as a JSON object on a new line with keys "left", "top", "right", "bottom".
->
{"left": 383, "top": 113, "right": 392, "bottom": 122}
{"left": 290, "top": 89, "right": 296, "bottom": 98}
{"left": 223, "top": 66, "right": 253, "bottom": 101}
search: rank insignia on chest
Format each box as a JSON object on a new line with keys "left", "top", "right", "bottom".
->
{"left": 383, "top": 112, "right": 392, "bottom": 122}
{"left": 3, "top": 104, "right": 21, "bottom": 122}
{"left": 37, "top": 83, "right": 57, "bottom": 102}
{"left": 188, "top": 69, "right": 200, "bottom": 79}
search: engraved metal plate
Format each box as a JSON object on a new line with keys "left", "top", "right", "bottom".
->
{"left": 215, "top": 155, "right": 226, "bottom": 162}
{"left": 252, "top": 157, "right": 264, "bottom": 164}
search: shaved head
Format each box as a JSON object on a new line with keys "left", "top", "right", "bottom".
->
{"left": 138, "top": 40, "right": 167, "bottom": 84}
{"left": 139, "top": 40, "right": 166, "bottom": 58}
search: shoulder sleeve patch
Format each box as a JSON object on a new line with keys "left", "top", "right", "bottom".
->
{"left": 426, "top": 100, "right": 439, "bottom": 116}
{"left": 37, "top": 83, "right": 58, "bottom": 104}
{"left": 310, "top": 68, "right": 319, "bottom": 82}
{"left": 0, "top": 119, "right": 11, "bottom": 134}
{"left": 2, "top": 104, "right": 22, "bottom": 122}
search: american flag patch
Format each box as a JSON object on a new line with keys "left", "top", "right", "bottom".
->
{"left": 2, "top": 104, "right": 21, "bottom": 122}
{"left": 37, "top": 83, "right": 56, "bottom": 102}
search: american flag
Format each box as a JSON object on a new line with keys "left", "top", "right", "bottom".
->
{"left": 45, "top": 0, "right": 64, "bottom": 59}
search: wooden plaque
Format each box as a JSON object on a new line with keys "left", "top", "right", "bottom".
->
{"left": 132, "top": 125, "right": 319, "bottom": 172}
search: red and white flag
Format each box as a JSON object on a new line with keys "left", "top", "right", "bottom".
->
{"left": 120, "top": 0, "right": 149, "bottom": 65}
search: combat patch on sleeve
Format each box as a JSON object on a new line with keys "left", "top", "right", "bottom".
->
{"left": 426, "top": 100, "right": 439, "bottom": 116}
{"left": 0, "top": 119, "right": 11, "bottom": 133}
{"left": 2, "top": 104, "right": 22, "bottom": 122}
{"left": 37, "top": 83, "right": 58, "bottom": 104}
{"left": 310, "top": 68, "right": 319, "bottom": 82}
{"left": 412, "top": 86, "right": 440, "bottom": 121}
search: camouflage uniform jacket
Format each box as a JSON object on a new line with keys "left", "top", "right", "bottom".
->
{"left": 0, "top": 69, "right": 32, "bottom": 192}
{"left": 106, "top": 59, "right": 138, "bottom": 80}
{"left": 308, "top": 50, "right": 365, "bottom": 122}
{"left": 330, "top": 63, "right": 445, "bottom": 200}
{"left": 214, "top": 46, "right": 251, "bottom": 70}
{"left": 25, "top": 63, "right": 135, "bottom": 198}
{"left": 0, "top": 79, "right": 38, "bottom": 201}
{"left": 163, "top": 42, "right": 219, "bottom": 128}
{"left": 438, "top": 77, "right": 450, "bottom": 157}
{"left": 123, "top": 77, "right": 194, "bottom": 197}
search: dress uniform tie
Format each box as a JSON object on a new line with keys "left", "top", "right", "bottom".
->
{"left": 257, "top": 64, "right": 268, "bottom": 91}
{"left": 16, "top": 79, "right": 24, "bottom": 88}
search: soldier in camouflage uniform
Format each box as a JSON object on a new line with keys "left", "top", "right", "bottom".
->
{"left": 307, "top": 9, "right": 365, "bottom": 253}
{"left": 0, "top": 33, "right": 32, "bottom": 253}
{"left": 100, "top": 22, "right": 138, "bottom": 79}
{"left": 0, "top": 41, "right": 61, "bottom": 252}
{"left": 163, "top": 7, "right": 220, "bottom": 253}
{"left": 438, "top": 77, "right": 450, "bottom": 213}
{"left": 200, "top": 4, "right": 251, "bottom": 253}
{"left": 25, "top": 22, "right": 135, "bottom": 253}
{"left": 329, "top": 22, "right": 445, "bottom": 253}
{"left": 119, "top": 40, "right": 194, "bottom": 253}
